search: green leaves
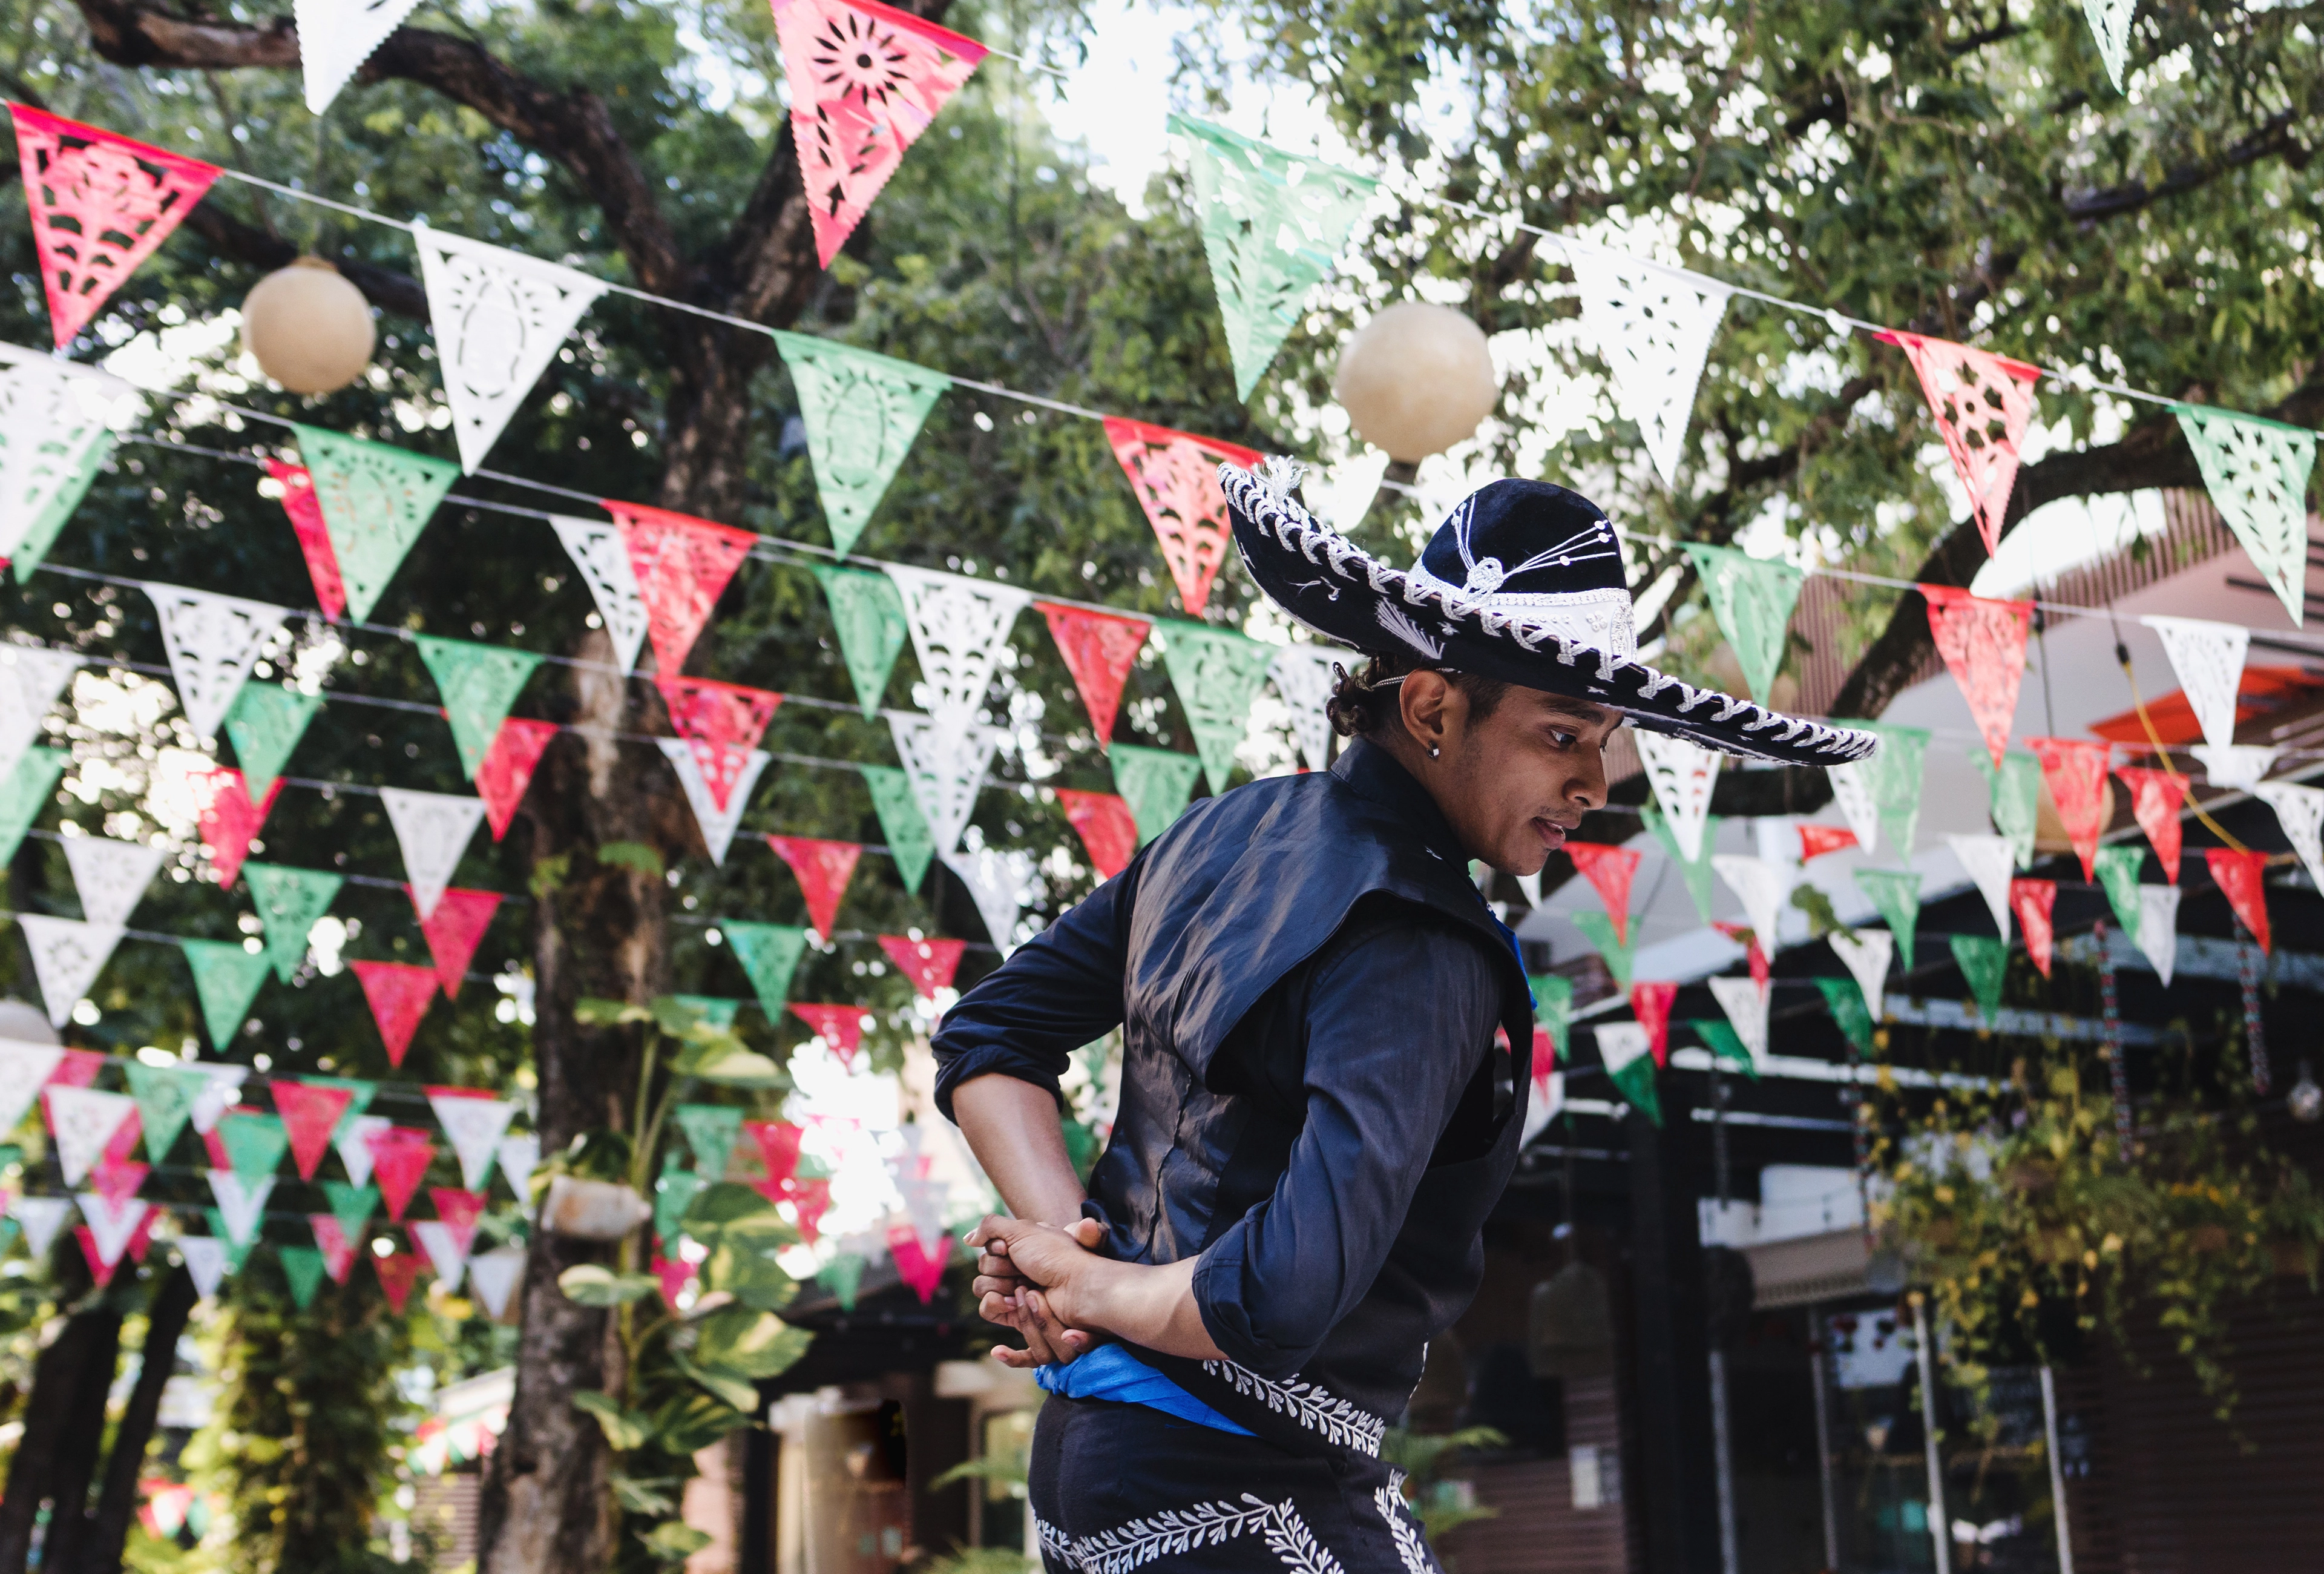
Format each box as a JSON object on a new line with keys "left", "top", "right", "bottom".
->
{"left": 575, "top": 996, "right": 653, "bottom": 1027}
{"left": 557, "top": 1265, "right": 661, "bottom": 1307}
{"left": 642, "top": 1524, "right": 714, "bottom": 1564}
{"left": 597, "top": 841, "right": 666, "bottom": 878}
{"left": 689, "top": 1304, "right": 811, "bottom": 1379}
{"left": 573, "top": 1389, "right": 651, "bottom": 1450}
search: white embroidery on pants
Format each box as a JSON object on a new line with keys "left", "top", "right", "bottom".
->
{"left": 1045, "top": 1495, "right": 1348, "bottom": 1574}
{"left": 1200, "top": 1360, "right": 1388, "bottom": 1456}
{"left": 1372, "top": 1482, "right": 1433, "bottom": 1574}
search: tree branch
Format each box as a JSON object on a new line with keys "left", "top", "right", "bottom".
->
{"left": 2062, "top": 109, "right": 2311, "bottom": 222}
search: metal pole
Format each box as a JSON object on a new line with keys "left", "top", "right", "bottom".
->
{"left": 1710, "top": 1347, "right": 1739, "bottom": 1574}
{"left": 2040, "top": 1366, "right": 2076, "bottom": 1574}
{"left": 1914, "top": 1300, "right": 1951, "bottom": 1574}
{"left": 1809, "top": 1322, "right": 1840, "bottom": 1572}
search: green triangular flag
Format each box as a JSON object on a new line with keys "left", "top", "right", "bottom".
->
{"left": 2176, "top": 404, "right": 2316, "bottom": 626}
{"left": 673, "top": 1105, "right": 744, "bottom": 1180}
{"left": 654, "top": 1159, "right": 702, "bottom": 1244}
{"left": 859, "top": 764, "right": 935, "bottom": 892}
{"left": 772, "top": 334, "right": 952, "bottom": 556}
{"left": 280, "top": 1245, "right": 327, "bottom": 1309}
{"left": 124, "top": 1061, "right": 208, "bottom": 1163}
{"left": 1689, "top": 1018, "right": 1758, "bottom": 1079}
{"left": 811, "top": 566, "right": 910, "bottom": 719}
{"left": 288, "top": 424, "right": 461, "bottom": 623}
{"left": 223, "top": 684, "right": 324, "bottom": 800}
{"left": 1571, "top": 910, "right": 1634, "bottom": 990}
{"left": 817, "top": 1251, "right": 866, "bottom": 1312}
{"left": 670, "top": 996, "right": 743, "bottom": 1031}
{"left": 2092, "top": 845, "right": 2145, "bottom": 941}
{"left": 1813, "top": 976, "right": 1875, "bottom": 1056}
{"left": 1949, "top": 934, "right": 2010, "bottom": 1022}
{"left": 300, "top": 1075, "right": 379, "bottom": 1137}
{"left": 243, "top": 864, "right": 343, "bottom": 983}
{"left": 1681, "top": 543, "right": 1805, "bottom": 705}
{"left": 202, "top": 1213, "right": 257, "bottom": 1273}
{"left": 1169, "top": 114, "right": 1380, "bottom": 402}
{"left": 1854, "top": 869, "right": 1923, "bottom": 972}
{"left": 1598, "top": 1022, "right": 1662, "bottom": 1125}
{"left": 1158, "top": 623, "right": 1276, "bottom": 795}
{"left": 724, "top": 922, "right": 809, "bottom": 1021}
{"left": 1111, "top": 743, "right": 1204, "bottom": 845}
{"left": 181, "top": 939, "right": 272, "bottom": 1049}
{"left": 0, "top": 747, "right": 64, "bottom": 864}
{"left": 1644, "top": 800, "right": 1720, "bottom": 921}
{"left": 413, "top": 634, "right": 544, "bottom": 780}
{"left": 1866, "top": 723, "right": 1930, "bottom": 855}
{"left": 1971, "top": 748, "right": 2043, "bottom": 869}
{"left": 220, "top": 1113, "right": 290, "bottom": 1180}
{"left": 1529, "top": 973, "right": 1573, "bottom": 1064}
{"left": 322, "top": 1181, "right": 379, "bottom": 1234}
{"left": 7, "top": 427, "right": 113, "bottom": 580}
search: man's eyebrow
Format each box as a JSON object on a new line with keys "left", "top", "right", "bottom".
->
{"left": 1535, "top": 698, "right": 1615, "bottom": 726}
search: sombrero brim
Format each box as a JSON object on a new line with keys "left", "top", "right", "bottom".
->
{"left": 1222, "top": 461, "right": 1879, "bottom": 767}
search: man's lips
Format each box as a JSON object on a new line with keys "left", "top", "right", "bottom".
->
{"left": 1534, "top": 817, "right": 1573, "bottom": 848}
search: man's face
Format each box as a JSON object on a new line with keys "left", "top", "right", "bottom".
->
{"left": 1416, "top": 677, "right": 1619, "bottom": 875}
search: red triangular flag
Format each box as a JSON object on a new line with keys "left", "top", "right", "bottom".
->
{"left": 1920, "top": 585, "right": 2032, "bottom": 768}
{"left": 89, "top": 1157, "right": 147, "bottom": 1207}
{"left": 477, "top": 717, "right": 558, "bottom": 840}
{"left": 885, "top": 1220, "right": 950, "bottom": 1303}
{"left": 195, "top": 767, "right": 281, "bottom": 889}
{"left": 417, "top": 888, "right": 501, "bottom": 999}
{"left": 1630, "top": 981, "right": 1677, "bottom": 1067}
{"left": 2115, "top": 767, "right": 2185, "bottom": 883}
{"left": 1876, "top": 331, "right": 2041, "bottom": 558}
{"left": 75, "top": 1228, "right": 120, "bottom": 1288}
{"left": 127, "top": 1207, "right": 156, "bottom": 1263}
{"left": 374, "top": 1251, "right": 422, "bottom": 1313}
{"left": 652, "top": 1253, "right": 695, "bottom": 1309}
{"left": 2010, "top": 878, "right": 2057, "bottom": 978}
{"left": 1710, "top": 922, "right": 1771, "bottom": 990}
{"left": 788, "top": 1176, "right": 832, "bottom": 1243}
{"left": 607, "top": 501, "right": 756, "bottom": 678}
{"left": 1036, "top": 602, "right": 1150, "bottom": 748}
{"left": 1531, "top": 1027, "right": 1556, "bottom": 1094}
{"left": 2205, "top": 849, "right": 2271, "bottom": 953}
{"left": 1566, "top": 843, "right": 1642, "bottom": 944}
{"left": 49, "top": 1049, "right": 104, "bottom": 1087}
{"left": 1100, "top": 418, "right": 1265, "bottom": 617}
{"left": 363, "top": 1127, "right": 437, "bottom": 1221}
{"left": 748, "top": 1120, "right": 805, "bottom": 1188}
{"left": 308, "top": 1214, "right": 358, "bottom": 1283}
{"left": 1797, "top": 823, "right": 1858, "bottom": 862}
{"left": 790, "top": 1004, "right": 867, "bottom": 1067}
{"left": 769, "top": 0, "right": 990, "bottom": 268}
{"left": 1057, "top": 789, "right": 1138, "bottom": 880}
{"left": 100, "top": 1111, "right": 144, "bottom": 1172}
{"left": 877, "top": 935, "right": 966, "bottom": 1003}
{"left": 266, "top": 458, "right": 347, "bottom": 621}
{"left": 429, "top": 1187, "right": 488, "bottom": 1256}
{"left": 349, "top": 961, "right": 436, "bottom": 1067}
{"left": 765, "top": 835, "right": 861, "bottom": 938}
{"left": 658, "top": 675, "right": 783, "bottom": 811}
{"left": 8, "top": 106, "right": 222, "bottom": 348}
{"left": 272, "top": 1079, "right": 354, "bottom": 1181}
{"left": 2027, "top": 737, "right": 2111, "bottom": 881}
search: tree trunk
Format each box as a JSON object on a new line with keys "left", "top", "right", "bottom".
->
{"left": 76, "top": 1265, "right": 199, "bottom": 1574}
{"left": 23, "top": 1305, "right": 123, "bottom": 1574}
{"left": 0, "top": 1296, "right": 112, "bottom": 1574}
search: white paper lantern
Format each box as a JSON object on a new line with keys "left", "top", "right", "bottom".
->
{"left": 241, "top": 258, "right": 375, "bottom": 394}
{"left": 1333, "top": 301, "right": 1500, "bottom": 461}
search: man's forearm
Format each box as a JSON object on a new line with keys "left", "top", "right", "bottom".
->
{"left": 1078, "top": 1256, "right": 1225, "bottom": 1360}
{"left": 951, "top": 1073, "right": 1088, "bottom": 1225}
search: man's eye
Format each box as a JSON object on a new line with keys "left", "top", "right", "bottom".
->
{"left": 1547, "top": 729, "right": 1576, "bottom": 749}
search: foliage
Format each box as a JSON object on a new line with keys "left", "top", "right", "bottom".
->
{"left": 1379, "top": 1425, "right": 1505, "bottom": 1541}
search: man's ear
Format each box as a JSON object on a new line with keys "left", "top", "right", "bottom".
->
{"left": 1400, "top": 670, "right": 1454, "bottom": 749}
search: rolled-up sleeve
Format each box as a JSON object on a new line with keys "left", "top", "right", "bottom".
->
{"left": 1191, "top": 917, "right": 1500, "bottom": 1375}
{"left": 931, "top": 857, "right": 1140, "bottom": 1122}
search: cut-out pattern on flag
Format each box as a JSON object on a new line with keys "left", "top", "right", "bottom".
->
{"left": 145, "top": 584, "right": 290, "bottom": 742}
{"left": 1829, "top": 929, "right": 1894, "bottom": 1025}
{"left": 659, "top": 675, "right": 784, "bottom": 812}
{"left": 1037, "top": 602, "right": 1149, "bottom": 751}
{"left": 883, "top": 564, "right": 1031, "bottom": 732}
{"left": 0, "top": 645, "right": 78, "bottom": 783}
{"left": 657, "top": 739, "right": 769, "bottom": 867}
{"left": 1644, "top": 802, "right": 1719, "bottom": 921}
{"left": 2093, "top": 844, "right": 2145, "bottom": 940}
{"left": 1566, "top": 843, "right": 1641, "bottom": 943}
{"left": 11, "top": 1196, "right": 71, "bottom": 1260}
{"left": 427, "top": 1088, "right": 516, "bottom": 1191}
{"left": 750, "top": 1119, "right": 806, "bottom": 1190}
{"left": 1711, "top": 854, "right": 1786, "bottom": 957}
{"left": 790, "top": 1003, "right": 868, "bottom": 1068}
{"left": 1705, "top": 975, "right": 1767, "bottom": 1075}
{"left": 724, "top": 922, "right": 809, "bottom": 1021}
{"left": 2011, "top": 878, "right": 2058, "bottom": 978}
{"left": 1681, "top": 544, "right": 1803, "bottom": 704}
{"left": 8, "top": 107, "right": 222, "bottom": 347}
{"left": 1058, "top": 789, "right": 1138, "bottom": 880}
{"left": 1972, "top": 746, "right": 2043, "bottom": 869}
{"left": 1877, "top": 331, "right": 2041, "bottom": 556}
{"left": 193, "top": 766, "right": 280, "bottom": 888}
{"left": 2206, "top": 848, "right": 2271, "bottom": 953}
{"left": 2192, "top": 743, "right": 2279, "bottom": 792}
{"left": 182, "top": 938, "right": 269, "bottom": 1049}
{"left": 413, "top": 227, "right": 607, "bottom": 473}
{"left": 266, "top": 459, "right": 347, "bottom": 620}
{"left": 1948, "top": 833, "right": 2018, "bottom": 941}
{"left": 1596, "top": 1021, "right": 1659, "bottom": 1125}
{"left": 2254, "top": 780, "right": 2324, "bottom": 896}
{"left": 885, "top": 712, "right": 1000, "bottom": 854}
{"left": 478, "top": 716, "right": 557, "bottom": 841}
{"left": 76, "top": 1193, "right": 148, "bottom": 1277}
{"left": 2141, "top": 615, "right": 2249, "bottom": 751}
{"left": 1268, "top": 645, "right": 1338, "bottom": 774}
{"left": 61, "top": 834, "right": 164, "bottom": 927}
{"left": 1921, "top": 585, "right": 2032, "bottom": 768}
{"left": 1170, "top": 114, "right": 1379, "bottom": 401}
{"left": 766, "top": 835, "right": 861, "bottom": 938}
{"left": 1950, "top": 934, "right": 2010, "bottom": 1021}
{"left": 2176, "top": 405, "right": 2316, "bottom": 627}
{"left": 364, "top": 1126, "right": 436, "bottom": 1220}
{"left": 2139, "top": 884, "right": 2181, "bottom": 984}
{"left": 274, "top": 1080, "right": 353, "bottom": 1181}
{"left": 2027, "top": 736, "right": 2112, "bottom": 881}
{"left": 1865, "top": 722, "right": 1931, "bottom": 855}
{"left": 1827, "top": 759, "right": 1880, "bottom": 856}
{"left": 217, "top": 1110, "right": 289, "bottom": 1179}
{"left": 0, "top": 1041, "right": 64, "bottom": 1135}
{"left": 944, "top": 845, "right": 1037, "bottom": 953}
{"left": 1571, "top": 910, "right": 1633, "bottom": 989}
{"left": 415, "top": 635, "right": 544, "bottom": 781}
{"left": 609, "top": 501, "right": 757, "bottom": 677}
{"left": 18, "top": 914, "right": 123, "bottom": 1028}
{"left": 549, "top": 514, "right": 651, "bottom": 673}
{"left": 0, "top": 346, "right": 126, "bottom": 573}
{"left": 350, "top": 960, "right": 436, "bottom": 1067}
{"left": 1532, "top": 975, "right": 1572, "bottom": 1065}
{"left": 2114, "top": 766, "right": 2185, "bottom": 880}
{"left": 1110, "top": 743, "right": 1203, "bottom": 846}
{"left": 1815, "top": 975, "right": 1876, "bottom": 1056}
{"left": 0, "top": 747, "right": 61, "bottom": 865}
{"left": 1634, "top": 731, "right": 1719, "bottom": 861}
{"left": 123, "top": 1061, "right": 205, "bottom": 1163}
{"left": 1797, "top": 824, "right": 1857, "bottom": 863}
{"left": 2083, "top": 0, "right": 2135, "bottom": 89}
{"left": 1159, "top": 622, "right": 1275, "bottom": 795}
{"left": 673, "top": 1106, "right": 743, "bottom": 1182}
{"left": 290, "top": 424, "right": 461, "bottom": 623}
{"left": 223, "top": 683, "right": 323, "bottom": 801}
{"left": 418, "top": 888, "right": 500, "bottom": 998}
{"left": 1102, "top": 419, "right": 1264, "bottom": 617}
{"left": 379, "top": 788, "right": 485, "bottom": 922}
{"left": 813, "top": 565, "right": 908, "bottom": 719}
{"left": 769, "top": 0, "right": 988, "bottom": 268}
{"left": 772, "top": 332, "right": 951, "bottom": 553}
{"left": 44, "top": 1085, "right": 134, "bottom": 1186}
{"left": 857, "top": 764, "right": 933, "bottom": 892}
{"left": 878, "top": 935, "right": 965, "bottom": 1003}
{"left": 1569, "top": 247, "right": 1733, "bottom": 488}
{"left": 179, "top": 1236, "right": 230, "bottom": 1297}
{"left": 290, "top": 0, "right": 427, "bottom": 113}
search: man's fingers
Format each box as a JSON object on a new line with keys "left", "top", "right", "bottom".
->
{"left": 991, "top": 1345, "right": 1040, "bottom": 1369}
{"left": 1067, "top": 1217, "right": 1106, "bottom": 1248}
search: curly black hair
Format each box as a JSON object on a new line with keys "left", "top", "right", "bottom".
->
{"left": 1324, "top": 650, "right": 1511, "bottom": 740}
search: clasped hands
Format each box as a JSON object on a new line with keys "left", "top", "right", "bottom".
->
{"left": 967, "top": 1213, "right": 1106, "bottom": 1370}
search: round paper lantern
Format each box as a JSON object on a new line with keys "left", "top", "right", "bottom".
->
{"left": 241, "top": 257, "right": 375, "bottom": 394}
{"left": 1333, "top": 301, "right": 1500, "bottom": 462}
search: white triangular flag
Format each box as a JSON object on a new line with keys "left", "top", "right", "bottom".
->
{"left": 2193, "top": 744, "right": 2280, "bottom": 792}
{"left": 61, "top": 834, "right": 166, "bottom": 927}
{"left": 177, "top": 1235, "right": 230, "bottom": 1297}
{"left": 887, "top": 711, "right": 1002, "bottom": 854}
{"left": 2141, "top": 616, "right": 2248, "bottom": 752}
{"left": 16, "top": 914, "right": 125, "bottom": 1028}
{"left": 145, "top": 584, "right": 290, "bottom": 742}
{"left": 1566, "top": 246, "right": 1733, "bottom": 487}
{"left": 1269, "top": 646, "right": 1339, "bottom": 774}
{"left": 2082, "top": 0, "right": 2135, "bottom": 91}
{"left": 496, "top": 1132, "right": 539, "bottom": 1199}
{"left": 427, "top": 1091, "right": 517, "bottom": 1191}
{"left": 185, "top": 1064, "right": 249, "bottom": 1135}
{"left": 1597, "top": 1021, "right": 1654, "bottom": 1078}
{"left": 0, "top": 645, "right": 80, "bottom": 782}
{"left": 1636, "top": 731, "right": 1720, "bottom": 861}
{"left": 1828, "top": 929, "right": 1896, "bottom": 1026}
{"left": 74, "top": 1192, "right": 148, "bottom": 1267}
{"left": 0, "top": 1039, "right": 64, "bottom": 1134}
{"left": 549, "top": 515, "right": 650, "bottom": 673}
{"left": 1711, "top": 854, "right": 1787, "bottom": 953}
{"left": 379, "top": 787, "right": 487, "bottom": 921}
{"left": 2254, "top": 780, "right": 2324, "bottom": 893}
{"left": 414, "top": 228, "right": 609, "bottom": 473}
{"left": 1946, "top": 833, "right": 2017, "bottom": 941}
{"left": 1520, "top": 1071, "right": 1566, "bottom": 1147}
{"left": 0, "top": 346, "right": 127, "bottom": 562}
{"left": 206, "top": 1169, "right": 274, "bottom": 1246}
{"left": 897, "top": 1175, "right": 949, "bottom": 1259}
{"left": 290, "top": 0, "right": 428, "bottom": 113}
{"left": 336, "top": 1115, "right": 392, "bottom": 1189}
{"left": 1312, "top": 449, "right": 1393, "bottom": 533}
{"left": 467, "top": 1245, "right": 525, "bottom": 1319}
{"left": 1826, "top": 760, "right": 1881, "bottom": 858}
{"left": 657, "top": 738, "right": 769, "bottom": 866}
{"left": 1705, "top": 975, "right": 1769, "bottom": 1075}
{"left": 10, "top": 1196, "right": 71, "bottom": 1259}
{"left": 411, "top": 1219, "right": 468, "bottom": 1292}
{"left": 882, "top": 565, "right": 1033, "bottom": 733}
{"left": 941, "top": 846, "right": 1038, "bottom": 953}
{"left": 2137, "top": 884, "right": 2180, "bottom": 986}
{"left": 42, "top": 1086, "right": 134, "bottom": 1187}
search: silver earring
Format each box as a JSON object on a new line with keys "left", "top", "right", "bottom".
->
{"left": 1428, "top": 743, "right": 1441, "bottom": 760}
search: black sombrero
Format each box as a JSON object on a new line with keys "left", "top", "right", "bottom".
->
{"left": 1222, "top": 459, "right": 1879, "bottom": 767}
